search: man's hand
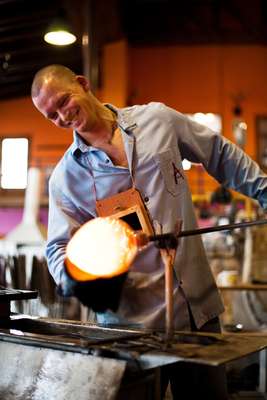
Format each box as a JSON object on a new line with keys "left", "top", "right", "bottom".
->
{"left": 58, "top": 270, "right": 127, "bottom": 313}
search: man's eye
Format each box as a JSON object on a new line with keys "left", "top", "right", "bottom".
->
{"left": 50, "top": 112, "right": 58, "bottom": 121}
{"left": 61, "top": 96, "right": 69, "bottom": 106}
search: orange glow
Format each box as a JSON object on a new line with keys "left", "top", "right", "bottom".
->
{"left": 66, "top": 217, "right": 138, "bottom": 281}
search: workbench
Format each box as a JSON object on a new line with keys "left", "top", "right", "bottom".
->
{"left": 2, "top": 289, "right": 267, "bottom": 399}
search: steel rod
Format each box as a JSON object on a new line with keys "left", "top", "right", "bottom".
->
{"left": 149, "top": 219, "right": 267, "bottom": 245}
{"left": 179, "top": 218, "right": 267, "bottom": 237}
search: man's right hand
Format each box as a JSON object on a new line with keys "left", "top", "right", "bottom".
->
{"left": 58, "top": 269, "right": 127, "bottom": 313}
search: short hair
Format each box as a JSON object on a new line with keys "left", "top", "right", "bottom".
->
{"left": 31, "top": 64, "right": 76, "bottom": 99}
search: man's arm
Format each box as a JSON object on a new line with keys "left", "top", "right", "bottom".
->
{"left": 46, "top": 180, "right": 127, "bottom": 311}
{"left": 46, "top": 180, "right": 85, "bottom": 287}
{"left": 165, "top": 105, "right": 267, "bottom": 210}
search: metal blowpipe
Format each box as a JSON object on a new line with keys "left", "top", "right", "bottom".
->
{"left": 149, "top": 219, "right": 267, "bottom": 246}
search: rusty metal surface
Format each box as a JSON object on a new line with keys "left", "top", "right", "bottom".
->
{"left": 2, "top": 315, "right": 267, "bottom": 370}
{"left": 2, "top": 317, "right": 267, "bottom": 399}
{"left": 4, "top": 315, "right": 147, "bottom": 344}
{"left": 138, "top": 331, "right": 267, "bottom": 368}
{"left": 0, "top": 341, "right": 126, "bottom": 400}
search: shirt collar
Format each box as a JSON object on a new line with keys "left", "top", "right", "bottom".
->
{"left": 106, "top": 104, "right": 137, "bottom": 132}
{"left": 70, "top": 131, "right": 90, "bottom": 156}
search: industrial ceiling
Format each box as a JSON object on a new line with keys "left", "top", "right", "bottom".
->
{"left": 0, "top": 0, "right": 266, "bottom": 101}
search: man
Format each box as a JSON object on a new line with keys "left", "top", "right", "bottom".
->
{"left": 31, "top": 64, "right": 267, "bottom": 399}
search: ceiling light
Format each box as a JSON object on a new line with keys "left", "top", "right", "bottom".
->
{"left": 44, "top": 17, "right": 77, "bottom": 46}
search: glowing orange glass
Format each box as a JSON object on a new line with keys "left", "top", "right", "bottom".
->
{"left": 65, "top": 217, "right": 140, "bottom": 281}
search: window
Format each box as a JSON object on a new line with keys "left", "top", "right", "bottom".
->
{"left": 0, "top": 138, "right": 29, "bottom": 189}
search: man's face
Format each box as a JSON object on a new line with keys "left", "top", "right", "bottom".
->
{"left": 32, "top": 76, "right": 97, "bottom": 133}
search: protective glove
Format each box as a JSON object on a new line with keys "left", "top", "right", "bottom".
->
{"left": 57, "top": 268, "right": 127, "bottom": 313}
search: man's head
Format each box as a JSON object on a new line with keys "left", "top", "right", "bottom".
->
{"left": 31, "top": 64, "right": 98, "bottom": 132}
{"left": 31, "top": 64, "right": 77, "bottom": 100}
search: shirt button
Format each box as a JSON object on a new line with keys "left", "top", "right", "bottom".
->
{"left": 144, "top": 196, "right": 149, "bottom": 202}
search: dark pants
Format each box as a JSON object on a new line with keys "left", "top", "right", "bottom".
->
{"left": 160, "top": 310, "right": 229, "bottom": 400}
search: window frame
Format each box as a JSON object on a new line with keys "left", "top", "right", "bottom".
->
{"left": 0, "top": 135, "right": 31, "bottom": 204}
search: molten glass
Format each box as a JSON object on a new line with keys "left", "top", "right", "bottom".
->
{"left": 66, "top": 217, "right": 139, "bottom": 281}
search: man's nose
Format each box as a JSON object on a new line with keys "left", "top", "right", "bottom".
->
{"left": 57, "top": 109, "right": 73, "bottom": 126}
{"left": 58, "top": 109, "right": 68, "bottom": 122}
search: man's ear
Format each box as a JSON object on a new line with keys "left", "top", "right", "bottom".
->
{"left": 76, "top": 75, "right": 90, "bottom": 92}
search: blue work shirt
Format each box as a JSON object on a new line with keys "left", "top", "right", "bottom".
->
{"left": 47, "top": 102, "right": 267, "bottom": 329}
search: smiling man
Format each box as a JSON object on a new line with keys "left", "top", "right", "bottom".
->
{"left": 31, "top": 64, "right": 267, "bottom": 399}
{"left": 32, "top": 67, "right": 127, "bottom": 167}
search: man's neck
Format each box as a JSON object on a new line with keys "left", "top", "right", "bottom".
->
{"left": 80, "top": 127, "right": 127, "bottom": 167}
{"left": 81, "top": 123, "right": 117, "bottom": 148}
{"left": 79, "top": 105, "right": 117, "bottom": 148}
